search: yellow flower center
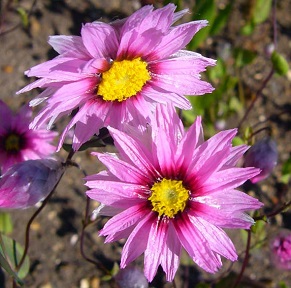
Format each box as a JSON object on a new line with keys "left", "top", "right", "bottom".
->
{"left": 5, "top": 134, "right": 21, "bottom": 152}
{"left": 149, "top": 178, "right": 189, "bottom": 218}
{"left": 98, "top": 57, "right": 151, "bottom": 102}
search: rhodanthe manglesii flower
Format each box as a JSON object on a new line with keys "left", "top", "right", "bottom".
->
{"left": 0, "top": 159, "right": 64, "bottom": 209}
{"left": 270, "top": 230, "right": 291, "bottom": 270}
{"left": 17, "top": 4, "right": 215, "bottom": 151}
{"left": 85, "top": 104, "right": 263, "bottom": 282}
{"left": 0, "top": 101, "right": 57, "bottom": 174}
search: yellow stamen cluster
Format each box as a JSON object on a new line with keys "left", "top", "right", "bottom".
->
{"left": 149, "top": 178, "right": 189, "bottom": 218}
{"left": 5, "top": 134, "right": 21, "bottom": 152}
{"left": 98, "top": 57, "right": 151, "bottom": 102}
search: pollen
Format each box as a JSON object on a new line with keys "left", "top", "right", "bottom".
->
{"left": 98, "top": 57, "right": 151, "bottom": 102}
{"left": 149, "top": 178, "right": 189, "bottom": 218}
{"left": 5, "top": 134, "right": 21, "bottom": 153}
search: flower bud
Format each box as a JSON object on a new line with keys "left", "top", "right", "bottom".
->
{"left": 244, "top": 137, "right": 278, "bottom": 183}
{"left": 115, "top": 266, "right": 148, "bottom": 288}
{"left": 0, "top": 159, "right": 64, "bottom": 209}
{"left": 270, "top": 230, "right": 291, "bottom": 270}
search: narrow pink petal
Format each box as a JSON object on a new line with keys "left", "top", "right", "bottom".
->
{"left": 149, "top": 52, "right": 216, "bottom": 75}
{"left": 201, "top": 167, "right": 261, "bottom": 194}
{"left": 100, "top": 203, "right": 149, "bottom": 238}
{"left": 108, "top": 127, "right": 159, "bottom": 179}
{"left": 174, "top": 214, "right": 222, "bottom": 273}
{"left": 223, "top": 145, "right": 249, "bottom": 169}
{"left": 81, "top": 22, "right": 119, "bottom": 59}
{"left": 189, "top": 202, "right": 256, "bottom": 229}
{"left": 148, "top": 20, "right": 208, "bottom": 61}
{"left": 95, "top": 152, "right": 151, "bottom": 184}
{"left": 175, "top": 116, "right": 202, "bottom": 170}
{"left": 121, "top": 212, "right": 155, "bottom": 267}
{"left": 188, "top": 216, "right": 237, "bottom": 261}
{"left": 142, "top": 84, "right": 192, "bottom": 109}
{"left": 161, "top": 222, "right": 181, "bottom": 282}
{"left": 48, "top": 35, "right": 91, "bottom": 59}
{"left": 151, "top": 73, "right": 214, "bottom": 96}
{"left": 193, "top": 189, "right": 263, "bottom": 212}
{"left": 86, "top": 178, "right": 147, "bottom": 199}
{"left": 144, "top": 219, "right": 168, "bottom": 282}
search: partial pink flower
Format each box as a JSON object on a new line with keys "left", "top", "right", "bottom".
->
{"left": 0, "top": 159, "right": 64, "bottom": 209}
{"left": 115, "top": 266, "right": 149, "bottom": 288}
{"left": 244, "top": 137, "right": 278, "bottom": 183}
{"left": 0, "top": 101, "right": 57, "bottom": 174}
{"left": 17, "top": 4, "right": 215, "bottom": 151}
{"left": 270, "top": 230, "right": 291, "bottom": 270}
{"left": 85, "top": 104, "right": 263, "bottom": 282}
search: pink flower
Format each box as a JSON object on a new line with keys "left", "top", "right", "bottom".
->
{"left": 0, "top": 159, "right": 64, "bottom": 209}
{"left": 0, "top": 101, "right": 57, "bottom": 174}
{"left": 17, "top": 4, "right": 215, "bottom": 151}
{"left": 270, "top": 230, "right": 291, "bottom": 270}
{"left": 85, "top": 104, "right": 263, "bottom": 282}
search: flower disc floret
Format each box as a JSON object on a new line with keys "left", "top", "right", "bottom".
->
{"left": 149, "top": 178, "right": 189, "bottom": 218}
{"left": 98, "top": 58, "right": 151, "bottom": 102}
{"left": 4, "top": 134, "right": 22, "bottom": 153}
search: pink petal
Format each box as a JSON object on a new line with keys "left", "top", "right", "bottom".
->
{"left": 148, "top": 20, "right": 208, "bottom": 61}
{"left": 48, "top": 35, "right": 91, "bottom": 59}
{"left": 81, "top": 22, "right": 119, "bottom": 59}
{"left": 161, "top": 222, "right": 181, "bottom": 282}
{"left": 188, "top": 216, "right": 237, "bottom": 261}
{"left": 121, "top": 212, "right": 155, "bottom": 267}
{"left": 144, "top": 219, "right": 168, "bottom": 282}
{"left": 174, "top": 214, "right": 222, "bottom": 273}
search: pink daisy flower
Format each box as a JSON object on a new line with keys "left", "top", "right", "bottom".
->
{"left": 17, "top": 4, "right": 215, "bottom": 151}
{"left": 85, "top": 104, "right": 263, "bottom": 282}
{"left": 0, "top": 100, "right": 57, "bottom": 174}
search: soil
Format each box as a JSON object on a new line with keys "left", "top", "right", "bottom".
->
{"left": 0, "top": 0, "right": 291, "bottom": 287}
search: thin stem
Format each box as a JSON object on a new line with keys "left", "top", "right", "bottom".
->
{"left": 79, "top": 196, "right": 110, "bottom": 275}
{"left": 231, "top": 229, "right": 252, "bottom": 288}
{"left": 237, "top": 0, "right": 277, "bottom": 132}
{"left": 254, "top": 200, "right": 291, "bottom": 221}
{"left": 237, "top": 69, "right": 274, "bottom": 132}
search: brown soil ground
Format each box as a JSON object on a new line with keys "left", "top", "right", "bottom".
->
{"left": 0, "top": 0, "right": 291, "bottom": 287}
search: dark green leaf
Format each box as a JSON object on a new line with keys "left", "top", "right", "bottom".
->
{"left": 209, "top": 3, "right": 233, "bottom": 36}
{"left": 188, "top": 0, "right": 216, "bottom": 50}
{"left": 234, "top": 48, "right": 256, "bottom": 68}
{"left": 0, "top": 234, "right": 30, "bottom": 283}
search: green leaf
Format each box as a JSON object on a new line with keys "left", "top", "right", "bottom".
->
{"left": 278, "top": 281, "right": 288, "bottom": 288}
{"left": 234, "top": 48, "right": 256, "bottom": 68}
{"left": 252, "top": 0, "right": 272, "bottom": 24}
{"left": 232, "top": 136, "right": 245, "bottom": 146}
{"left": 271, "top": 51, "right": 289, "bottom": 76}
{"left": 188, "top": 0, "right": 216, "bottom": 50}
{"left": 240, "top": 20, "right": 255, "bottom": 35}
{"left": 16, "top": 7, "right": 29, "bottom": 28}
{"left": 209, "top": 3, "right": 232, "bottom": 36}
{"left": 281, "top": 156, "right": 291, "bottom": 184}
{"left": 195, "top": 283, "right": 211, "bottom": 288}
{"left": 0, "top": 212, "right": 13, "bottom": 234}
{"left": 0, "top": 234, "right": 30, "bottom": 283}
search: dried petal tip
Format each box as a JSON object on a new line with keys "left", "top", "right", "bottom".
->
{"left": 244, "top": 137, "right": 278, "bottom": 183}
{"left": 0, "top": 159, "right": 65, "bottom": 209}
{"left": 115, "top": 266, "right": 149, "bottom": 288}
{"left": 270, "top": 230, "right": 291, "bottom": 270}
